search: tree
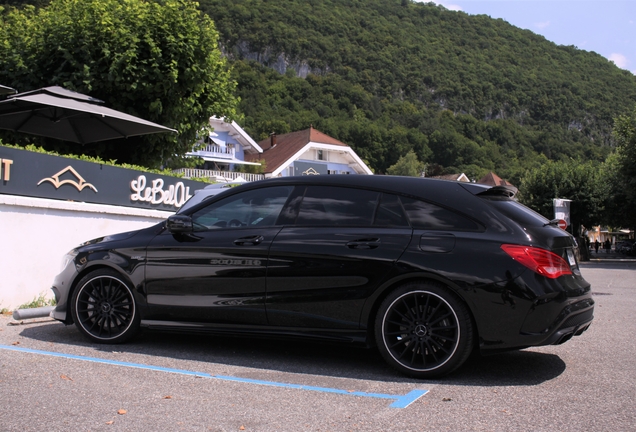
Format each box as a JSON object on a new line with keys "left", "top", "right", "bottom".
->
{"left": 519, "top": 159, "right": 610, "bottom": 237}
{"left": 613, "top": 106, "right": 636, "bottom": 198}
{"left": 0, "top": 0, "right": 238, "bottom": 167}
{"left": 386, "top": 150, "right": 425, "bottom": 177}
{"left": 605, "top": 106, "right": 636, "bottom": 227}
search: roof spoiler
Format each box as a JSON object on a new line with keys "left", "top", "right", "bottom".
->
{"left": 477, "top": 185, "right": 518, "bottom": 198}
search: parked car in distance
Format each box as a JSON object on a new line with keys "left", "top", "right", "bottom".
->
{"left": 617, "top": 240, "right": 635, "bottom": 255}
{"left": 50, "top": 175, "right": 594, "bottom": 378}
{"left": 177, "top": 177, "right": 248, "bottom": 213}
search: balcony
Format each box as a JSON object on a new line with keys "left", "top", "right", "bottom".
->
{"left": 174, "top": 168, "right": 265, "bottom": 183}
{"left": 190, "top": 144, "right": 236, "bottom": 159}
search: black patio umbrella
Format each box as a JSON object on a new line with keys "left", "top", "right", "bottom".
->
{"left": 0, "top": 84, "right": 17, "bottom": 96}
{"left": 0, "top": 86, "right": 176, "bottom": 144}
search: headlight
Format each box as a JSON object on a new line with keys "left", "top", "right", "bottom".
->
{"left": 60, "top": 250, "right": 78, "bottom": 272}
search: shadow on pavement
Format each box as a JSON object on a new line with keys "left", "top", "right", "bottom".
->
{"left": 15, "top": 319, "right": 565, "bottom": 387}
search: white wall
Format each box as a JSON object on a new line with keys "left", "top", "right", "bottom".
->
{"left": 0, "top": 194, "right": 173, "bottom": 310}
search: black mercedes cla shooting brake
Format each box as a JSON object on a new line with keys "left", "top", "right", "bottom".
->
{"left": 51, "top": 175, "right": 594, "bottom": 378}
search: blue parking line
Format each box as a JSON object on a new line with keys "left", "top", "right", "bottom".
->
{"left": 0, "top": 344, "right": 428, "bottom": 408}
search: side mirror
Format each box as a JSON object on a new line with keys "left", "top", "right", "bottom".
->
{"left": 166, "top": 215, "right": 193, "bottom": 234}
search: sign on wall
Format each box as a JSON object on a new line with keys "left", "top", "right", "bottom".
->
{"left": 293, "top": 161, "right": 328, "bottom": 176}
{"left": 0, "top": 146, "right": 208, "bottom": 211}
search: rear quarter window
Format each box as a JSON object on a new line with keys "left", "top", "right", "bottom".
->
{"left": 400, "top": 196, "right": 482, "bottom": 231}
{"left": 483, "top": 198, "right": 550, "bottom": 227}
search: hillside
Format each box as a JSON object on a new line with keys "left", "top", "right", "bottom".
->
{"left": 199, "top": 0, "right": 636, "bottom": 181}
{"left": 3, "top": 0, "right": 636, "bottom": 180}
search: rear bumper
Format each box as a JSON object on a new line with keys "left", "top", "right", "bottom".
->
{"left": 476, "top": 273, "right": 595, "bottom": 353}
{"left": 534, "top": 302, "right": 594, "bottom": 346}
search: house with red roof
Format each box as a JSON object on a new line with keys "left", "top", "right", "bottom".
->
{"left": 478, "top": 171, "right": 515, "bottom": 187}
{"left": 247, "top": 126, "right": 373, "bottom": 177}
{"left": 178, "top": 119, "right": 372, "bottom": 181}
{"left": 429, "top": 173, "right": 470, "bottom": 182}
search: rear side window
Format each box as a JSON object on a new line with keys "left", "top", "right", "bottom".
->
{"left": 374, "top": 193, "right": 410, "bottom": 227}
{"left": 296, "top": 186, "right": 379, "bottom": 226}
{"left": 400, "top": 196, "right": 481, "bottom": 231}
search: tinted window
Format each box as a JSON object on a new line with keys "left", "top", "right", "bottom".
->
{"left": 191, "top": 186, "right": 293, "bottom": 230}
{"left": 296, "top": 186, "right": 379, "bottom": 226}
{"left": 374, "top": 193, "right": 410, "bottom": 227}
{"left": 400, "top": 196, "right": 480, "bottom": 231}
{"left": 485, "top": 198, "right": 550, "bottom": 227}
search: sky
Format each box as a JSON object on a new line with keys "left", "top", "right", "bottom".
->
{"left": 423, "top": 0, "right": 636, "bottom": 75}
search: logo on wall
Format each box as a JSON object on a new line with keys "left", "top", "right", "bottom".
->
{"left": 302, "top": 167, "right": 320, "bottom": 176}
{"left": 38, "top": 166, "right": 98, "bottom": 192}
{"left": 130, "top": 175, "right": 193, "bottom": 208}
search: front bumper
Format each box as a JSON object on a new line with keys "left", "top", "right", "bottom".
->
{"left": 50, "top": 259, "right": 81, "bottom": 324}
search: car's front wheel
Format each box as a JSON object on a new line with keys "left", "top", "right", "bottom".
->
{"left": 71, "top": 269, "right": 140, "bottom": 343}
{"left": 375, "top": 282, "right": 474, "bottom": 378}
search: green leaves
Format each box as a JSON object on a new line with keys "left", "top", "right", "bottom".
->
{"left": 519, "top": 159, "right": 610, "bottom": 232}
{"left": 197, "top": 0, "right": 633, "bottom": 178}
{"left": 386, "top": 150, "right": 425, "bottom": 177}
{"left": 1, "top": 0, "right": 238, "bottom": 168}
{"left": 607, "top": 106, "right": 636, "bottom": 227}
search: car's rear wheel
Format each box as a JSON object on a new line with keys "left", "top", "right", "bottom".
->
{"left": 375, "top": 282, "right": 474, "bottom": 378}
{"left": 71, "top": 269, "right": 140, "bottom": 343}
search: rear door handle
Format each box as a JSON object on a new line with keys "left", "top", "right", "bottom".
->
{"left": 234, "top": 235, "right": 264, "bottom": 246}
{"left": 346, "top": 238, "right": 381, "bottom": 249}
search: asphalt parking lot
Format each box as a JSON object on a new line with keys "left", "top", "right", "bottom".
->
{"left": 1, "top": 261, "right": 634, "bottom": 432}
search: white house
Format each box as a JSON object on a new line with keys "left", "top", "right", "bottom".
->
{"left": 179, "top": 119, "right": 372, "bottom": 180}
{"left": 186, "top": 117, "right": 264, "bottom": 174}
{"left": 247, "top": 127, "right": 373, "bottom": 177}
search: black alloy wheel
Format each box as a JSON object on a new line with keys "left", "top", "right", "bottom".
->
{"left": 375, "top": 282, "right": 474, "bottom": 378}
{"left": 71, "top": 269, "right": 140, "bottom": 343}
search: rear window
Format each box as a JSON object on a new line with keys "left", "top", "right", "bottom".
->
{"left": 484, "top": 199, "right": 550, "bottom": 227}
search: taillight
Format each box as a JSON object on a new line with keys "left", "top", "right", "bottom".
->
{"left": 501, "top": 244, "right": 572, "bottom": 279}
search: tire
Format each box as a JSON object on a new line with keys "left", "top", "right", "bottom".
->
{"left": 375, "top": 281, "right": 474, "bottom": 378}
{"left": 70, "top": 269, "right": 140, "bottom": 344}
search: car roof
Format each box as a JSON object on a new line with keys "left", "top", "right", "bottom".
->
{"left": 234, "top": 174, "right": 482, "bottom": 190}
{"left": 232, "top": 175, "right": 492, "bottom": 200}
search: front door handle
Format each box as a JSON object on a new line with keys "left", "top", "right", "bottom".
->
{"left": 346, "top": 238, "right": 380, "bottom": 249}
{"left": 234, "top": 235, "right": 264, "bottom": 246}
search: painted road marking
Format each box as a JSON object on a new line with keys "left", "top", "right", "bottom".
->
{"left": 0, "top": 344, "right": 428, "bottom": 408}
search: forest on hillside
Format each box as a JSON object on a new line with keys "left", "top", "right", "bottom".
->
{"left": 197, "top": 0, "right": 636, "bottom": 182}
{"left": 2, "top": 0, "right": 636, "bottom": 183}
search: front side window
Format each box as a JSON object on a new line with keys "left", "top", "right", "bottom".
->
{"left": 191, "top": 186, "right": 293, "bottom": 230}
{"left": 296, "top": 186, "right": 379, "bottom": 226}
